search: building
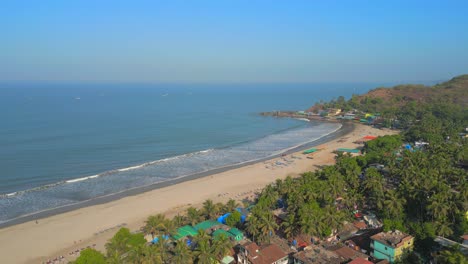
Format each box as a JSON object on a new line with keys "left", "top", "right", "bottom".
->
{"left": 348, "top": 258, "right": 374, "bottom": 264}
{"left": 370, "top": 230, "right": 414, "bottom": 263}
{"left": 327, "top": 245, "right": 369, "bottom": 262}
{"left": 292, "top": 245, "right": 344, "bottom": 264}
{"left": 237, "top": 241, "right": 289, "bottom": 264}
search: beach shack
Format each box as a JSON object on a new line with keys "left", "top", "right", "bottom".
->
{"left": 172, "top": 225, "right": 198, "bottom": 240}
{"left": 228, "top": 227, "right": 244, "bottom": 241}
{"left": 212, "top": 229, "right": 235, "bottom": 240}
{"left": 194, "top": 220, "right": 224, "bottom": 234}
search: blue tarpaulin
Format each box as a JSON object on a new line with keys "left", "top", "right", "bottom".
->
{"left": 217, "top": 211, "right": 246, "bottom": 224}
{"left": 151, "top": 235, "right": 169, "bottom": 244}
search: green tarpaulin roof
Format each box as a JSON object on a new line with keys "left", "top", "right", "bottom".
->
{"left": 303, "top": 148, "right": 318, "bottom": 154}
{"left": 172, "top": 225, "right": 198, "bottom": 240}
{"left": 228, "top": 228, "right": 244, "bottom": 241}
{"left": 337, "top": 148, "right": 360, "bottom": 153}
{"left": 194, "top": 220, "right": 221, "bottom": 231}
{"left": 212, "top": 229, "right": 234, "bottom": 240}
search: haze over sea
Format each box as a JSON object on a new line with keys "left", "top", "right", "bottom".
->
{"left": 1, "top": 83, "right": 383, "bottom": 223}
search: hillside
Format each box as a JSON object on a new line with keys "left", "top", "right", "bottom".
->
{"left": 352, "top": 74, "right": 468, "bottom": 112}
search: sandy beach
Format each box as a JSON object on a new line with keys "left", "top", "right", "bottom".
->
{"left": 0, "top": 124, "right": 397, "bottom": 264}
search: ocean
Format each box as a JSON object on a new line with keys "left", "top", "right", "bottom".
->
{"left": 0, "top": 82, "right": 379, "bottom": 224}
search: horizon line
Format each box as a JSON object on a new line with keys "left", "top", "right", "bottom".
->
{"left": 0, "top": 78, "right": 443, "bottom": 86}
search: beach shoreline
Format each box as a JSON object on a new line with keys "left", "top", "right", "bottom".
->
{"left": 0, "top": 121, "right": 350, "bottom": 229}
{"left": 0, "top": 123, "right": 397, "bottom": 264}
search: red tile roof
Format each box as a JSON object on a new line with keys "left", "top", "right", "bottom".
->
{"left": 349, "top": 258, "right": 373, "bottom": 264}
{"left": 256, "top": 244, "right": 288, "bottom": 264}
{"left": 244, "top": 241, "right": 260, "bottom": 254}
{"left": 353, "top": 221, "right": 367, "bottom": 230}
{"left": 333, "top": 246, "right": 369, "bottom": 261}
{"left": 241, "top": 242, "right": 288, "bottom": 264}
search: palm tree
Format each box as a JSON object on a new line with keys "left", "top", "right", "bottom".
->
{"left": 323, "top": 205, "right": 344, "bottom": 231}
{"left": 435, "top": 221, "right": 453, "bottom": 237}
{"left": 193, "top": 229, "right": 211, "bottom": 245}
{"left": 153, "top": 237, "right": 171, "bottom": 264}
{"left": 427, "top": 193, "right": 449, "bottom": 221}
{"left": 126, "top": 244, "right": 146, "bottom": 264}
{"left": 224, "top": 199, "right": 239, "bottom": 213}
{"left": 363, "top": 168, "right": 385, "bottom": 210}
{"left": 194, "top": 238, "right": 215, "bottom": 264}
{"left": 105, "top": 228, "right": 133, "bottom": 258}
{"left": 282, "top": 176, "right": 296, "bottom": 197}
{"left": 257, "top": 211, "right": 278, "bottom": 243}
{"left": 298, "top": 202, "right": 325, "bottom": 238}
{"left": 281, "top": 213, "right": 297, "bottom": 239}
{"left": 143, "top": 214, "right": 167, "bottom": 239}
{"left": 186, "top": 207, "right": 201, "bottom": 226}
{"left": 212, "top": 233, "right": 232, "bottom": 260}
{"left": 106, "top": 251, "right": 123, "bottom": 264}
{"left": 142, "top": 245, "right": 163, "bottom": 264}
{"left": 202, "top": 199, "right": 216, "bottom": 220}
{"left": 172, "top": 241, "right": 193, "bottom": 264}
{"left": 436, "top": 248, "right": 468, "bottom": 264}
{"left": 384, "top": 190, "right": 406, "bottom": 219}
{"left": 246, "top": 215, "right": 260, "bottom": 242}
{"left": 172, "top": 214, "right": 187, "bottom": 227}
{"left": 214, "top": 202, "right": 224, "bottom": 216}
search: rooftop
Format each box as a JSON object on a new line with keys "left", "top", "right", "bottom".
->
{"left": 212, "top": 229, "right": 235, "bottom": 240}
{"left": 349, "top": 258, "right": 374, "bottom": 264}
{"left": 240, "top": 242, "right": 288, "bottom": 264}
{"left": 172, "top": 225, "right": 198, "bottom": 240}
{"left": 194, "top": 220, "right": 223, "bottom": 231}
{"left": 292, "top": 245, "right": 344, "bottom": 264}
{"left": 353, "top": 221, "right": 367, "bottom": 230}
{"left": 332, "top": 246, "right": 369, "bottom": 261}
{"left": 371, "top": 230, "right": 413, "bottom": 248}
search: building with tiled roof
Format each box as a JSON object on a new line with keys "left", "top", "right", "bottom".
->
{"left": 237, "top": 241, "right": 288, "bottom": 264}
{"left": 331, "top": 245, "right": 369, "bottom": 262}
{"left": 348, "top": 258, "right": 373, "bottom": 264}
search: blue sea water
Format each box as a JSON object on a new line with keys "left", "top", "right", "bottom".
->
{"left": 0, "top": 82, "right": 379, "bottom": 223}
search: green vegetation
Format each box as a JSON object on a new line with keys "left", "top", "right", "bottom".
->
{"left": 73, "top": 248, "right": 106, "bottom": 264}
{"left": 244, "top": 75, "right": 467, "bottom": 261}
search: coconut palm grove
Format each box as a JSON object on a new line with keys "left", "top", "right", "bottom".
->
{"left": 73, "top": 76, "right": 467, "bottom": 263}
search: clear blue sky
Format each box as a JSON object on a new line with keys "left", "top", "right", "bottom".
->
{"left": 2, "top": 0, "right": 468, "bottom": 83}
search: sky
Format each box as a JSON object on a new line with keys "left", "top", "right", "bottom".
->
{"left": 1, "top": 0, "right": 468, "bottom": 83}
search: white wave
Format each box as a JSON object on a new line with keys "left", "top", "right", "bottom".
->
{"left": 1, "top": 148, "right": 217, "bottom": 199}
{"left": 118, "top": 165, "right": 145, "bottom": 172}
{"left": 66, "top": 175, "right": 100, "bottom": 183}
{"left": 294, "top": 118, "right": 310, "bottom": 122}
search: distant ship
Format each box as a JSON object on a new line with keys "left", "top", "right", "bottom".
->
{"left": 162, "top": 93, "right": 169, "bottom": 97}
{"left": 75, "top": 97, "right": 81, "bottom": 100}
